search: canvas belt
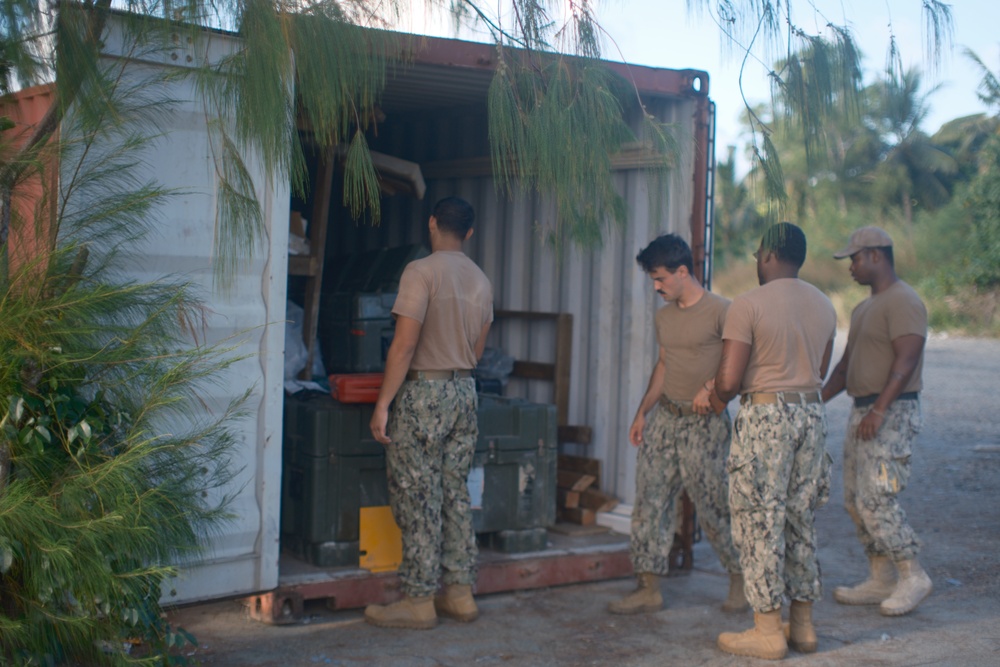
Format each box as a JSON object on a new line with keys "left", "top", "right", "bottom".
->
{"left": 658, "top": 396, "right": 697, "bottom": 417}
{"left": 741, "top": 391, "right": 822, "bottom": 406}
{"left": 405, "top": 369, "right": 473, "bottom": 381}
{"left": 853, "top": 391, "right": 919, "bottom": 408}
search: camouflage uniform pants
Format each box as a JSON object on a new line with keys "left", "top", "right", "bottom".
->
{"left": 385, "top": 377, "right": 479, "bottom": 598}
{"left": 728, "top": 401, "right": 832, "bottom": 612}
{"left": 630, "top": 405, "right": 741, "bottom": 575}
{"left": 843, "top": 399, "right": 922, "bottom": 561}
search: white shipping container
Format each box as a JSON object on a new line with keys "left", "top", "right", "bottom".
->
{"left": 55, "top": 18, "right": 716, "bottom": 604}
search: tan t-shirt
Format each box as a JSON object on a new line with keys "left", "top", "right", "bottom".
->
{"left": 845, "top": 280, "right": 926, "bottom": 397}
{"left": 391, "top": 251, "right": 493, "bottom": 371}
{"left": 722, "top": 278, "right": 837, "bottom": 394}
{"left": 656, "top": 291, "right": 731, "bottom": 402}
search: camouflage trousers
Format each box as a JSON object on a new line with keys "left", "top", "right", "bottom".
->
{"left": 631, "top": 405, "right": 741, "bottom": 575}
{"left": 843, "top": 399, "right": 923, "bottom": 561}
{"left": 385, "top": 377, "right": 479, "bottom": 598}
{"left": 728, "top": 401, "right": 832, "bottom": 612}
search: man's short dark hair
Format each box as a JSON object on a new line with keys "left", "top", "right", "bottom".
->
{"left": 636, "top": 234, "right": 694, "bottom": 274}
{"left": 433, "top": 197, "right": 475, "bottom": 238}
{"left": 761, "top": 222, "right": 807, "bottom": 269}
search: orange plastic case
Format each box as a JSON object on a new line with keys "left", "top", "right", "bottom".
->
{"left": 329, "top": 373, "right": 383, "bottom": 403}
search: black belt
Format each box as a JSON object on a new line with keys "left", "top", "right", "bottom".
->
{"left": 658, "top": 396, "right": 697, "bottom": 417}
{"left": 741, "top": 391, "right": 822, "bottom": 406}
{"left": 853, "top": 391, "right": 919, "bottom": 407}
{"left": 405, "top": 369, "right": 473, "bottom": 381}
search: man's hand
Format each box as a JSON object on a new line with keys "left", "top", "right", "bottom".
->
{"left": 857, "top": 409, "right": 884, "bottom": 441}
{"left": 370, "top": 404, "right": 391, "bottom": 445}
{"left": 855, "top": 335, "right": 924, "bottom": 441}
{"left": 707, "top": 389, "right": 727, "bottom": 415}
{"left": 692, "top": 385, "right": 712, "bottom": 415}
{"left": 629, "top": 414, "right": 646, "bottom": 447}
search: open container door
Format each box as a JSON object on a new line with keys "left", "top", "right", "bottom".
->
{"left": 85, "top": 18, "right": 289, "bottom": 604}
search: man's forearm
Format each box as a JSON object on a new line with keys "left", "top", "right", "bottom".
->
{"left": 714, "top": 339, "right": 750, "bottom": 404}
{"left": 636, "top": 362, "right": 666, "bottom": 418}
{"left": 870, "top": 368, "right": 915, "bottom": 415}
{"left": 375, "top": 345, "right": 415, "bottom": 411}
{"left": 822, "top": 357, "right": 848, "bottom": 402}
{"left": 870, "top": 335, "right": 925, "bottom": 414}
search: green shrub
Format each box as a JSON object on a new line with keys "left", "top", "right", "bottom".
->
{"left": 0, "top": 52, "right": 244, "bottom": 665}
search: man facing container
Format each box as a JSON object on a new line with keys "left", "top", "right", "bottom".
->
{"left": 711, "top": 222, "right": 837, "bottom": 660}
{"left": 365, "top": 197, "right": 493, "bottom": 630}
{"left": 821, "top": 226, "right": 933, "bottom": 616}
{"left": 609, "top": 234, "right": 747, "bottom": 616}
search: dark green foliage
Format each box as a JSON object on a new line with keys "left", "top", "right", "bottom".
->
{"left": 963, "top": 132, "right": 1000, "bottom": 289}
{"left": 960, "top": 50, "right": 1000, "bottom": 291}
{"left": 931, "top": 114, "right": 998, "bottom": 183}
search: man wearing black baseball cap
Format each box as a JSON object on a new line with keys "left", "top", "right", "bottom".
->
{"left": 822, "top": 226, "right": 932, "bottom": 617}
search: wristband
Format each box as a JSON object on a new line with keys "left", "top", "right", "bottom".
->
{"left": 871, "top": 408, "right": 885, "bottom": 417}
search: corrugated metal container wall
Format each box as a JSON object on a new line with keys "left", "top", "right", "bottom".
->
{"left": 91, "top": 24, "right": 288, "bottom": 603}
{"left": 327, "top": 94, "right": 699, "bottom": 504}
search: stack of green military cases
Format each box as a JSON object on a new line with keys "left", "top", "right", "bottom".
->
{"left": 470, "top": 395, "right": 557, "bottom": 553}
{"left": 281, "top": 393, "right": 557, "bottom": 567}
{"left": 281, "top": 394, "right": 386, "bottom": 568}
{"left": 318, "top": 244, "right": 428, "bottom": 373}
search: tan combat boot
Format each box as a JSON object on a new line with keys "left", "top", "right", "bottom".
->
{"left": 880, "top": 559, "right": 933, "bottom": 616}
{"left": 607, "top": 572, "right": 663, "bottom": 615}
{"left": 717, "top": 609, "right": 788, "bottom": 660}
{"left": 833, "top": 555, "right": 897, "bottom": 605}
{"left": 364, "top": 595, "right": 437, "bottom": 629}
{"left": 786, "top": 600, "right": 817, "bottom": 653}
{"left": 435, "top": 584, "right": 479, "bottom": 622}
{"left": 721, "top": 573, "right": 750, "bottom": 613}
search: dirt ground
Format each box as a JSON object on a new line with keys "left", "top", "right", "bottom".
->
{"left": 169, "top": 334, "right": 1000, "bottom": 666}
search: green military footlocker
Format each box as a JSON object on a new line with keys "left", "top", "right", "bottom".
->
{"left": 280, "top": 393, "right": 557, "bottom": 567}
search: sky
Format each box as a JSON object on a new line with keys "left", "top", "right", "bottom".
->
{"left": 400, "top": 1, "right": 1000, "bottom": 174}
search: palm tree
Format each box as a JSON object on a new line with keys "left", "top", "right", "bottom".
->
{"left": 868, "top": 68, "right": 957, "bottom": 227}
{"left": 931, "top": 113, "right": 998, "bottom": 184}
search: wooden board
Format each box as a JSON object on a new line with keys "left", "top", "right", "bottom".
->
{"left": 558, "top": 454, "right": 601, "bottom": 486}
{"left": 557, "top": 488, "right": 580, "bottom": 509}
{"left": 558, "top": 507, "right": 597, "bottom": 526}
{"left": 557, "top": 470, "right": 596, "bottom": 493}
{"left": 578, "top": 488, "right": 619, "bottom": 513}
{"left": 557, "top": 425, "right": 593, "bottom": 445}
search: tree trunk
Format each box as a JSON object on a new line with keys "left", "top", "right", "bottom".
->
{"left": 902, "top": 190, "right": 913, "bottom": 228}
